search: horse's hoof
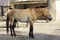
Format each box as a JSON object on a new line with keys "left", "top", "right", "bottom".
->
{"left": 11, "top": 34, "right": 13, "bottom": 37}
{"left": 29, "top": 35, "right": 34, "bottom": 39}
{"left": 29, "top": 33, "right": 34, "bottom": 38}
{"left": 14, "top": 34, "right": 16, "bottom": 37}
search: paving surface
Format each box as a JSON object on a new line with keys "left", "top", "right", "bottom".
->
{"left": 0, "top": 17, "right": 60, "bottom": 40}
{"left": 0, "top": 4, "right": 58, "bottom": 39}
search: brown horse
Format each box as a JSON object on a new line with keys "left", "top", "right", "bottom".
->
{"left": 6, "top": 8, "right": 52, "bottom": 38}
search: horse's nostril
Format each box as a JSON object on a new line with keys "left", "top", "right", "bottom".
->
{"left": 49, "top": 18, "right": 52, "bottom": 21}
{"left": 48, "top": 16, "right": 52, "bottom": 21}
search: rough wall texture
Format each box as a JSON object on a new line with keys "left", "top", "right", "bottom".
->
{"left": 48, "top": 0, "right": 56, "bottom": 21}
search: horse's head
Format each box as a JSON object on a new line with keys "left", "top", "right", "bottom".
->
{"left": 32, "top": 8, "right": 52, "bottom": 21}
{"left": 43, "top": 8, "right": 52, "bottom": 21}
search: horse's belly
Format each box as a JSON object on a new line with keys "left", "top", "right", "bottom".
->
{"left": 14, "top": 13, "right": 30, "bottom": 22}
{"left": 14, "top": 15, "right": 28, "bottom": 22}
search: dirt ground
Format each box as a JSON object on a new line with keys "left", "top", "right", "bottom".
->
{"left": 0, "top": 19, "right": 60, "bottom": 40}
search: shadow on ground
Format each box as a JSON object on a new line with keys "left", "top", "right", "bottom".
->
{"left": 0, "top": 33, "right": 60, "bottom": 40}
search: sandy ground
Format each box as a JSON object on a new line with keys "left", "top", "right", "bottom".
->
{"left": 0, "top": 19, "right": 60, "bottom": 40}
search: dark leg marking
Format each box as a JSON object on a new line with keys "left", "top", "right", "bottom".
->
{"left": 13, "top": 27, "right": 16, "bottom": 37}
{"left": 10, "top": 25, "right": 13, "bottom": 36}
{"left": 6, "top": 15, "right": 9, "bottom": 34}
{"left": 29, "top": 22, "right": 34, "bottom": 38}
{"left": 12, "top": 19, "right": 17, "bottom": 37}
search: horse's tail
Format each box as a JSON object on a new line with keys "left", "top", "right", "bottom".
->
{"left": 26, "top": 16, "right": 29, "bottom": 28}
{"left": 6, "top": 15, "right": 9, "bottom": 34}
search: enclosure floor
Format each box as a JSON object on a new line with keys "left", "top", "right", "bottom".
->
{"left": 0, "top": 20, "right": 60, "bottom": 40}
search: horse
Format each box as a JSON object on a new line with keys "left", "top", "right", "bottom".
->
{"left": 6, "top": 7, "right": 52, "bottom": 38}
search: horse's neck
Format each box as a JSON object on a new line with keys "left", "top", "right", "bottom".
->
{"left": 32, "top": 8, "right": 43, "bottom": 19}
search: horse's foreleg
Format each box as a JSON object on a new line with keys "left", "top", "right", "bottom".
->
{"left": 29, "top": 21, "right": 34, "bottom": 38}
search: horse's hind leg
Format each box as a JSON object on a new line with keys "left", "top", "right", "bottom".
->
{"left": 12, "top": 27, "right": 16, "bottom": 37}
{"left": 10, "top": 24, "right": 13, "bottom": 36}
{"left": 12, "top": 19, "right": 17, "bottom": 37}
{"left": 6, "top": 15, "right": 9, "bottom": 34}
{"left": 29, "top": 21, "right": 34, "bottom": 38}
{"left": 10, "top": 19, "right": 17, "bottom": 37}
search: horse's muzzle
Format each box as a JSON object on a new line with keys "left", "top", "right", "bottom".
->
{"left": 48, "top": 16, "right": 52, "bottom": 21}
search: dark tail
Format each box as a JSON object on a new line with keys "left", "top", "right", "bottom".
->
{"left": 6, "top": 15, "right": 9, "bottom": 34}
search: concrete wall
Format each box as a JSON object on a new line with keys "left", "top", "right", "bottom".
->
{"left": 0, "top": 0, "right": 10, "bottom": 6}
{"left": 48, "top": 0, "right": 56, "bottom": 21}
{"left": 52, "top": 0, "right": 56, "bottom": 21}
{"left": 56, "top": 0, "right": 60, "bottom": 21}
